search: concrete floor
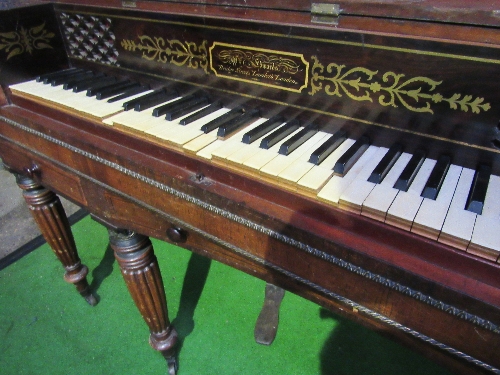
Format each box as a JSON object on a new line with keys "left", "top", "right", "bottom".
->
{"left": 0, "top": 161, "right": 82, "bottom": 263}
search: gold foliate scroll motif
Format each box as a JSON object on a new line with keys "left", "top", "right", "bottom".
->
{"left": 121, "top": 35, "right": 208, "bottom": 73}
{"left": 309, "top": 56, "right": 491, "bottom": 114}
{"left": 0, "top": 22, "right": 54, "bottom": 61}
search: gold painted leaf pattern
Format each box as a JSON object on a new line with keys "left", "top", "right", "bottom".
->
{"left": 121, "top": 35, "right": 208, "bottom": 73}
{"left": 0, "top": 22, "right": 54, "bottom": 61}
{"left": 309, "top": 55, "right": 491, "bottom": 115}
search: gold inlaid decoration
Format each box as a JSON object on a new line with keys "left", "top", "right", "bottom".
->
{"left": 0, "top": 22, "right": 54, "bottom": 61}
{"left": 121, "top": 36, "right": 208, "bottom": 73}
{"left": 210, "top": 42, "right": 309, "bottom": 93}
{"left": 309, "top": 56, "right": 491, "bottom": 114}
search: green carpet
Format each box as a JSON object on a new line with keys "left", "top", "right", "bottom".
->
{"left": 0, "top": 216, "right": 451, "bottom": 375}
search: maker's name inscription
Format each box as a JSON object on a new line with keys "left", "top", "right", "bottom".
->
{"left": 209, "top": 42, "right": 309, "bottom": 93}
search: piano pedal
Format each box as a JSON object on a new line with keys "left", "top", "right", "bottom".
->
{"left": 254, "top": 283, "right": 285, "bottom": 345}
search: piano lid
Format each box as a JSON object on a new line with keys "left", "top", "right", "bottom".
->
{"left": 142, "top": 0, "right": 500, "bottom": 27}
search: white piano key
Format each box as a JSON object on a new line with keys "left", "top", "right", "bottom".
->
{"left": 112, "top": 98, "right": 182, "bottom": 132}
{"left": 385, "top": 158, "right": 436, "bottom": 231}
{"left": 144, "top": 118, "right": 188, "bottom": 138}
{"left": 100, "top": 91, "right": 156, "bottom": 125}
{"left": 146, "top": 104, "right": 212, "bottom": 138}
{"left": 166, "top": 108, "right": 230, "bottom": 146}
{"left": 278, "top": 156, "right": 334, "bottom": 191}
{"left": 20, "top": 84, "right": 74, "bottom": 106}
{"left": 110, "top": 98, "right": 181, "bottom": 131}
{"left": 241, "top": 128, "right": 303, "bottom": 173}
{"left": 277, "top": 133, "right": 335, "bottom": 187}
{"left": 337, "top": 146, "right": 388, "bottom": 214}
{"left": 104, "top": 109, "right": 152, "bottom": 128}
{"left": 297, "top": 138, "right": 356, "bottom": 194}
{"left": 468, "top": 175, "right": 500, "bottom": 261}
{"left": 195, "top": 137, "right": 225, "bottom": 159}
{"left": 317, "top": 145, "right": 378, "bottom": 206}
{"left": 197, "top": 119, "right": 265, "bottom": 160}
{"left": 210, "top": 118, "right": 268, "bottom": 160}
{"left": 411, "top": 164, "right": 461, "bottom": 240}
{"left": 81, "top": 90, "right": 155, "bottom": 119}
{"left": 260, "top": 132, "right": 329, "bottom": 179}
{"left": 361, "top": 153, "right": 413, "bottom": 221}
{"left": 51, "top": 90, "right": 100, "bottom": 109}
{"left": 11, "top": 80, "right": 129, "bottom": 120}
{"left": 438, "top": 167, "right": 477, "bottom": 250}
{"left": 183, "top": 129, "right": 219, "bottom": 153}
{"left": 224, "top": 122, "right": 288, "bottom": 166}
{"left": 10, "top": 80, "right": 59, "bottom": 96}
{"left": 43, "top": 85, "right": 79, "bottom": 99}
{"left": 278, "top": 159, "right": 315, "bottom": 188}
{"left": 9, "top": 79, "right": 42, "bottom": 94}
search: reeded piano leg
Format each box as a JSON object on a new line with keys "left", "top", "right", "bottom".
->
{"left": 15, "top": 174, "right": 97, "bottom": 306}
{"left": 108, "top": 229, "right": 178, "bottom": 375}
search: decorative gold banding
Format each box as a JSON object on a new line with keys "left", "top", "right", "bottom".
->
{"left": 309, "top": 56, "right": 491, "bottom": 114}
{"left": 121, "top": 35, "right": 209, "bottom": 73}
{"left": 0, "top": 22, "right": 54, "bottom": 61}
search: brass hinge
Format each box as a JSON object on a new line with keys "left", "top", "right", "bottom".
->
{"left": 311, "top": 3, "right": 342, "bottom": 25}
{"left": 122, "top": 1, "right": 137, "bottom": 8}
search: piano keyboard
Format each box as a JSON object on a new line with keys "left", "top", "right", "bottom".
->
{"left": 9, "top": 68, "right": 500, "bottom": 263}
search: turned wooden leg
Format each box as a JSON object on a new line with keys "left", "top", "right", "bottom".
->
{"left": 108, "top": 229, "right": 178, "bottom": 375}
{"left": 15, "top": 174, "right": 97, "bottom": 306}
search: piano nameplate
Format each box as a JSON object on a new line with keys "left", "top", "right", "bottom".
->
{"left": 209, "top": 42, "right": 309, "bottom": 93}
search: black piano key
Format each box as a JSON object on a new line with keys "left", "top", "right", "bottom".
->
{"left": 50, "top": 70, "right": 93, "bottom": 86}
{"left": 96, "top": 82, "right": 138, "bottom": 100}
{"left": 309, "top": 130, "right": 347, "bottom": 165}
{"left": 65, "top": 73, "right": 105, "bottom": 90}
{"left": 122, "top": 88, "right": 166, "bottom": 111}
{"left": 333, "top": 136, "right": 370, "bottom": 176}
{"left": 73, "top": 75, "right": 114, "bottom": 92}
{"left": 152, "top": 94, "right": 196, "bottom": 117}
{"left": 36, "top": 67, "right": 77, "bottom": 82}
{"left": 166, "top": 96, "right": 210, "bottom": 121}
{"left": 107, "top": 85, "right": 150, "bottom": 103}
{"left": 87, "top": 80, "right": 131, "bottom": 97}
{"left": 36, "top": 68, "right": 82, "bottom": 83}
{"left": 393, "top": 149, "right": 426, "bottom": 191}
{"left": 217, "top": 109, "right": 260, "bottom": 138}
{"left": 134, "top": 90, "right": 178, "bottom": 111}
{"left": 62, "top": 72, "right": 101, "bottom": 90}
{"left": 179, "top": 101, "right": 222, "bottom": 125}
{"left": 465, "top": 164, "right": 492, "bottom": 215}
{"left": 42, "top": 69, "right": 85, "bottom": 85}
{"left": 259, "top": 119, "right": 300, "bottom": 149}
{"left": 201, "top": 106, "right": 244, "bottom": 133}
{"left": 278, "top": 123, "right": 319, "bottom": 156}
{"left": 368, "top": 143, "right": 403, "bottom": 184}
{"left": 421, "top": 155, "right": 451, "bottom": 200}
{"left": 242, "top": 115, "right": 284, "bottom": 144}
{"left": 86, "top": 79, "right": 122, "bottom": 96}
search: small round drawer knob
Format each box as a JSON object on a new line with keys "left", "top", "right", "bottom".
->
{"left": 166, "top": 227, "right": 187, "bottom": 243}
